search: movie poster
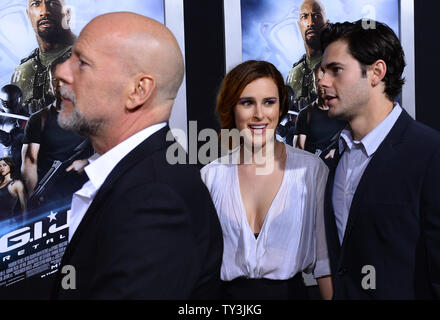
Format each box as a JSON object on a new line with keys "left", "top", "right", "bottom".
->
{"left": 0, "top": 0, "right": 165, "bottom": 298}
{"left": 240, "top": 0, "right": 399, "bottom": 154}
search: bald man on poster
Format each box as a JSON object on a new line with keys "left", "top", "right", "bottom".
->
{"left": 286, "top": 0, "right": 329, "bottom": 109}
{"left": 50, "top": 12, "right": 223, "bottom": 299}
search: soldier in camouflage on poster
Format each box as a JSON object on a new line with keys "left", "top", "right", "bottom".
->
{"left": 10, "top": 0, "right": 75, "bottom": 114}
{"left": 286, "top": 0, "right": 329, "bottom": 110}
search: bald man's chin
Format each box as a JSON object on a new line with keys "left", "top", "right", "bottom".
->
{"left": 57, "top": 108, "right": 102, "bottom": 137}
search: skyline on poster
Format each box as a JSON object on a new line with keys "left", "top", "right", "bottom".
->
{"left": 0, "top": 0, "right": 165, "bottom": 87}
{"left": 241, "top": 0, "right": 399, "bottom": 79}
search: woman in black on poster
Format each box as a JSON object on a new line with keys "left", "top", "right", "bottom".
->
{"left": 0, "top": 157, "right": 26, "bottom": 220}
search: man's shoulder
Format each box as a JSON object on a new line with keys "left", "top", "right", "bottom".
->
{"left": 401, "top": 116, "right": 440, "bottom": 149}
{"left": 19, "top": 48, "right": 39, "bottom": 65}
{"left": 11, "top": 51, "right": 39, "bottom": 79}
{"left": 291, "top": 54, "right": 307, "bottom": 69}
{"left": 113, "top": 143, "right": 203, "bottom": 190}
{"left": 286, "top": 55, "right": 307, "bottom": 86}
{"left": 289, "top": 60, "right": 306, "bottom": 76}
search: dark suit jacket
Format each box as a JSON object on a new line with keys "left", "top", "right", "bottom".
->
{"left": 51, "top": 125, "right": 223, "bottom": 299}
{"left": 324, "top": 110, "right": 440, "bottom": 299}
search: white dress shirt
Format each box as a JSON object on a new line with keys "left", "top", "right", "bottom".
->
{"left": 68, "top": 122, "right": 167, "bottom": 241}
{"left": 201, "top": 144, "right": 330, "bottom": 281}
{"left": 332, "top": 104, "right": 402, "bottom": 244}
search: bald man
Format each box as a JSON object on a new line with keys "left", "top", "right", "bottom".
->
{"left": 51, "top": 12, "right": 223, "bottom": 299}
{"left": 286, "top": 0, "right": 329, "bottom": 109}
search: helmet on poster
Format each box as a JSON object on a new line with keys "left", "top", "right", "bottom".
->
{"left": 0, "top": 85, "right": 23, "bottom": 114}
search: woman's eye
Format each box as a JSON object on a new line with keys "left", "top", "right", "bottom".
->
{"left": 238, "top": 99, "right": 253, "bottom": 106}
{"left": 264, "top": 99, "right": 277, "bottom": 105}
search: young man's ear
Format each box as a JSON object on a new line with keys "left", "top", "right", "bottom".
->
{"left": 370, "top": 59, "right": 387, "bottom": 87}
{"left": 126, "top": 76, "right": 155, "bottom": 110}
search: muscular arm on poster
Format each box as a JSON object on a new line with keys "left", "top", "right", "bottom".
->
{"left": 21, "top": 143, "right": 40, "bottom": 196}
{"left": 298, "top": 134, "right": 307, "bottom": 150}
{"left": 66, "top": 159, "right": 89, "bottom": 174}
{"left": 295, "top": 108, "right": 308, "bottom": 150}
{"left": 10, "top": 180, "right": 27, "bottom": 213}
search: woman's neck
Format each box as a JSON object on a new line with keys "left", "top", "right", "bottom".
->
{"left": 1, "top": 174, "right": 12, "bottom": 186}
{"left": 240, "top": 139, "right": 285, "bottom": 166}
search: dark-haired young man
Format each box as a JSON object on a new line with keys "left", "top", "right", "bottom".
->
{"left": 320, "top": 20, "right": 440, "bottom": 299}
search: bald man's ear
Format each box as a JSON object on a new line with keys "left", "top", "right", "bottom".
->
{"left": 369, "top": 59, "right": 387, "bottom": 87}
{"left": 126, "top": 76, "right": 155, "bottom": 111}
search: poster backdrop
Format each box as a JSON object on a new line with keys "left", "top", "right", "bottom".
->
{"left": 241, "top": 0, "right": 399, "bottom": 80}
{"left": 239, "top": 0, "right": 400, "bottom": 154}
{"left": 0, "top": 0, "right": 164, "bottom": 297}
{"left": 1, "top": 0, "right": 164, "bottom": 87}
{"left": 239, "top": 1, "right": 402, "bottom": 289}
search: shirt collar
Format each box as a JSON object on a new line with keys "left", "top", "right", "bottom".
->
{"left": 338, "top": 103, "right": 402, "bottom": 157}
{"left": 84, "top": 122, "right": 167, "bottom": 191}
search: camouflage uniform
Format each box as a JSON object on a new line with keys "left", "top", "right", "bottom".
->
{"left": 286, "top": 53, "right": 322, "bottom": 111}
{"left": 10, "top": 45, "right": 72, "bottom": 114}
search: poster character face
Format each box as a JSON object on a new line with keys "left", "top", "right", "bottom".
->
{"left": 320, "top": 40, "right": 370, "bottom": 120}
{"left": 0, "top": 160, "right": 11, "bottom": 177}
{"left": 27, "top": 0, "right": 70, "bottom": 41}
{"left": 298, "top": 0, "right": 327, "bottom": 50}
{"left": 234, "top": 77, "right": 280, "bottom": 149}
{"left": 314, "top": 67, "right": 326, "bottom": 106}
{"left": 49, "top": 66, "right": 62, "bottom": 109}
{"left": 56, "top": 24, "right": 128, "bottom": 137}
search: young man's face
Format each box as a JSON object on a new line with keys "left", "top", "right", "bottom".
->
{"left": 320, "top": 40, "right": 371, "bottom": 120}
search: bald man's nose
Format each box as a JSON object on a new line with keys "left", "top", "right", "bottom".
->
{"left": 55, "top": 59, "right": 73, "bottom": 85}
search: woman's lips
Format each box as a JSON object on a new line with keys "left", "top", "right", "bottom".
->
{"left": 248, "top": 124, "right": 268, "bottom": 134}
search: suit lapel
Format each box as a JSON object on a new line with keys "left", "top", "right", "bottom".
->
{"left": 338, "top": 110, "right": 412, "bottom": 258}
{"left": 60, "top": 125, "right": 173, "bottom": 265}
{"left": 324, "top": 146, "right": 344, "bottom": 269}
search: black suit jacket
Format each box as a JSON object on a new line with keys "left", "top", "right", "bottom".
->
{"left": 324, "top": 110, "right": 440, "bottom": 299}
{"left": 51, "top": 125, "right": 223, "bottom": 299}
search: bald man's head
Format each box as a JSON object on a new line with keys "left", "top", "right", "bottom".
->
{"left": 298, "top": 0, "right": 328, "bottom": 51}
{"left": 300, "top": 0, "right": 327, "bottom": 17}
{"left": 56, "top": 12, "right": 184, "bottom": 150}
{"left": 83, "top": 12, "right": 184, "bottom": 104}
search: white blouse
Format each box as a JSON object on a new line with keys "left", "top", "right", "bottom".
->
{"left": 200, "top": 144, "right": 330, "bottom": 281}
